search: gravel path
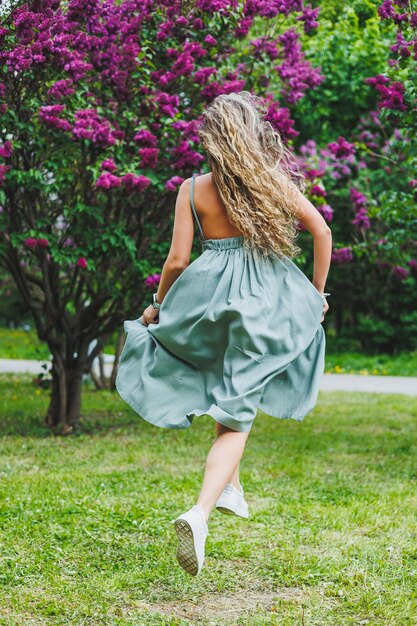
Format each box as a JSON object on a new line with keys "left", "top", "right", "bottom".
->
{"left": 1, "top": 358, "right": 416, "bottom": 395}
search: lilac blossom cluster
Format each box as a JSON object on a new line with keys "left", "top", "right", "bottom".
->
{"left": 350, "top": 187, "right": 370, "bottom": 230}
{"left": 0, "top": 0, "right": 326, "bottom": 205}
{"left": 96, "top": 159, "right": 151, "bottom": 192}
{"left": 367, "top": 0, "right": 417, "bottom": 114}
{"left": 331, "top": 247, "right": 353, "bottom": 264}
{"left": 364, "top": 75, "right": 407, "bottom": 112}
{"left": 299, "top": 138, "right": 359, "bottom": 183}
{"left": 275, "top": 28, "right": 324, "bottom": 105}
{"left": 144, "top": 273, "right": 161, "bottom": 288}
{"left": 0, "top": 139, "right": 12, "bottom": 185}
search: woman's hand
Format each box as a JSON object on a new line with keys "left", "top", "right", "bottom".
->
{"left": 321, "top": 298, "right": 329, "bottom": 323}
{"left": 141, "top": 304, "right": 160, "bottom": 326}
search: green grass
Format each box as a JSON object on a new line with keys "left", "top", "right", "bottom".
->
{"left": 0, "top": 327, "right": 51, "bottom": 360}
{"left": 325, "top": 350, "right": 417, "bottom": 377}
{"left": 0, "top": 326, "right": 116, "bottom": 360}
{"left": 0, "top": 374, "right": 416, "bottom": 625}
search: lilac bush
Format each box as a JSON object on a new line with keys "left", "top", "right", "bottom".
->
{"left": 0, "top": 0, "right": 323, "bottom": 431}
{"left": 293, "top": 0, "right": 417, "bottom": 351}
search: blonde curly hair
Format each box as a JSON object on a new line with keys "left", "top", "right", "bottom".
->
{"left": 197, "top": 91, "right": 306, "bottom": 259}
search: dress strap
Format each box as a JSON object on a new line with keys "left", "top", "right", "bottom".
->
{"left": 190, "top": 174, "right": 206, "bottom": 241}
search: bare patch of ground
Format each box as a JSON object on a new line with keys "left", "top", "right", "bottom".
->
{"left": 142, "top": 587, "right": 304, "bottom": 624}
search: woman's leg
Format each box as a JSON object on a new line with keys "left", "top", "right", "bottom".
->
{"left": 215, "top": 421, "right": 242, "bottom": 491}
{"left": 196, "top": 423, "right": 249, "bottom": 522}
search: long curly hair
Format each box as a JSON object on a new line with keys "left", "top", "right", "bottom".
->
{"left": 197, "top": 91, "right": 307, "bottom": 259}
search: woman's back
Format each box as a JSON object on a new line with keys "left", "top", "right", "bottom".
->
{"left": 192, "top": 173, "right": 243, "bottom": 240}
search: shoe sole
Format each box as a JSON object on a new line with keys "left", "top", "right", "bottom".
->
{"left": 216, "top": 505, "right": 249, "bottom": 519}
{"left": 174, "top": 519, "right": 199, "bottom": 576}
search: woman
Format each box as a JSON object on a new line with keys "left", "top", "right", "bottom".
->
{"left": 115, "top": 91, "right": 332, "bottom": 576}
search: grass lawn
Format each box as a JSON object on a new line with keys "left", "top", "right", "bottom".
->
{"left": 0, "top": 375, "right": 416, "bottom": 625}
{"left": 0, "top": 326, "right": 51, "bottom": 361}
{"left": 325, "top": 350, "right": 417, "bottom": 377}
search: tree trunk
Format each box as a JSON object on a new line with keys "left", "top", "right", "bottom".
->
{"left": 45, "top": 357, "right": 86, "bottom": 434}
{"left": 109, "top": 329, "right": 125, "bottom": 391}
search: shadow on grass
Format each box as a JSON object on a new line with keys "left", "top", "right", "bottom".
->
{"left": 0, "top": 373, "right": 142, "bottom": 438}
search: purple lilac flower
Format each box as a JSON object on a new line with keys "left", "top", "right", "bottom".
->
{"left": 165, "top": 176, "right": 184, "bottom": 191}
{"left": 365, "top": 75, "right": 407, "bottom": 111}
{"left": 138, "top": 148, "right": 159, "bottom": 169}
{"left": 317, "top": 204, "right": 334, "bottom": 222}
{"left": 310, "top": 185, "right": 326, "bottom": 197}
{"left": 305, "top": 167, "right": 326, "bottom": 181}
{"left": 170, "top": 141, "right": 205, "bottom": 169}
{"left": 391, "top": 31, "right": 413, "bottom": 57}
{"left": 169, "top": 50, "right": 196, "bottom": 80}
{"left": 296, "top": 4, "right": 320, "bottom": 33}
{"left": 144, "top": 273, "right": 161, "bottom": 288}
{"left": 95, "top": 172, "right": 122, "bottom": 189}
{"left": 0, "top": 141, "right": 13, "bottom": 158}
{"left": 72, "top": 109, "right": 124, "bottom": 147}
{"left": 193, "top": 67, "right": 217, "bottom": 85}
{"left": 378, "top": 0, "right": 395, "bottom": 19}
{"left": 77, "top": 257, "right": 88, "bottom": 269}
{"left": 133, "top": 129, "right": 158, "bottom": 147}
{"left": 121, "top": 174, "right": 151, "bottom": 192}
{"left": 201, "top": 79, "right": 246, "bottom": 101}
{"left": 39, "top": 105, "right": 72, "bottom": 132}
{"left": 154, "top": 92, "right": 180, "bottom": 118}
{"left": 352, "top": 208, "right": 371, "bottom": 230}
{"left": 204, "top": 34, "right": 217, "bottom": 47}
{"left": 408, "top": 259, "right": 417, "bottom": 271}
{"left": 264, "top": 101, "right": 299, "bottom": 141}
{"left": 235, "top": 16, "right": 253, "bottom": 37}
{"left": 0, "top": 164, "right": 10, "bottom": 184}
{"left": 392, "top": 265, "right": 409, "bottom": 280}
{"left": 100, "top": 158, "right": 117, "bottom": 172}
{"left": 328, "top": 136, "right": 356, "bottom": 159}
{"left": 48, "top": 79, "right": 75, "bottom": 100}
{"left": 197, "top": 0, "right": 237, "bottom": 13}
{"left": 350, "top": 187, "right": 368, "bottom": 209}
{"left": 300, "top": 140, "right": 317, "bottom": 157}
{"left": 250, "top": 38, "right": 279, "bottom": 60}
{"left": 331, "top": 247, "right": 353, "bottom": 264}
{"left": 24, "top": 237, "right": 38, "bottom": 249}
{"left": 156, "top": 21, "right": 174, "bottom": 41}
{"left": 275, "top": 29, "right": 324, "bottom": 104}
{"left": 171, "top": 119, "right": 200, "bottom": 142}
{"left": 358, "top": 130, "right": 379, "bottom": 149}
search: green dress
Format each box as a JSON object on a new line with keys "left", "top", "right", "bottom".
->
{"left": 115, "top": 174, "right": 326, "bottom": 432}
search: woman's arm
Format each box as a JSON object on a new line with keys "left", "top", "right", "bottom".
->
{"left": 288, "top": 182, "right": 332, "bottom": 322}
{"left": 289, "top": 182, "right": 332, "bottom": 293}
{"left": 141, "top": 179, "right": 195, "bottom": 325}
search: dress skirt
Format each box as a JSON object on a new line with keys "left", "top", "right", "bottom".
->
{"left": 115, "top": 236, "right": 325, "bottom": 433}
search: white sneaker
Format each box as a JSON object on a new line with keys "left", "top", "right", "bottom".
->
{"left": 174, "top": 505, "right": 209, "bottom": 576}
{"left": 215, "top": 483, "right": 249, "bottom": 519}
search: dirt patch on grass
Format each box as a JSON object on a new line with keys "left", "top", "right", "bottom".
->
{"left": 145, "top": 587, "right": 303, "bottom": 623}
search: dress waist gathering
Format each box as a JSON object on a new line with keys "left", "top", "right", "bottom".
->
{"left": 202, "top": 236, "right": 245, "bottom": 251}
